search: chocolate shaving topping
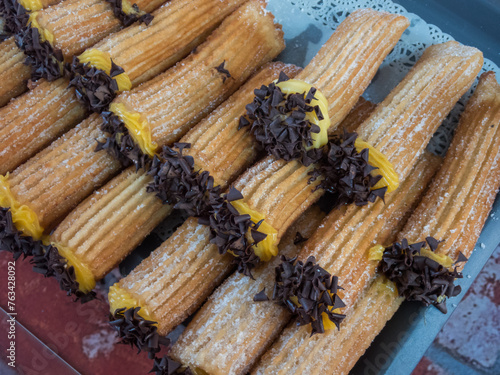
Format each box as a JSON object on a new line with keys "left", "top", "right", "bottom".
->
{"left": 215, "top": 60, "right": 231, "bottom": 83}
{"left": 147, "top": 143, "right": 214, "bottom": 217}
{"left": 273, "top": 255, "right": 346, "bottom": 335}
{"left": 97, "top": 111, "right": 151, "bottom": 170}
{"left": 380, "top": 237, "right": 464, "bottom": 313}
{"left": 239, "top": 72, "right": 323, "bottom": 165}
{"left": 310, "top": 130, "right": 387, "bottom": 207}
{"left": 30, "top": 243, "right": 97, "bottom": 303}
{"left": 0, "top": 0, "right": 29, "bottom": 36}
{"left": 0, "top": 207, "right": 39, "bottom": 260}
{"left": 0, "top": 208, "right": 95, "bottom": 302}
{"left": 253, "top": 288, "right": 269, "bottom": 302}
{"left": 150, "top": 356, "right": 194, "bottom": 375}
{"left": 109, "top": 307, "right": 170, "bottom": 359}
{"left": 293, "top": 231, "right": 308, "bottom": 245}
{"left": 147, "top": 144, "right": 267, "bottom": 276}
{"left": 105, "top": 0, "right": 153, "bottom": 27}
{"left": 16, "top": 24, "right": 64, "bottom": 81}
{"left": 67, "top": 56, "right": 123, "bottom": 113}
{"left": 202, "top": 187, "right": 266, "bottom": 278}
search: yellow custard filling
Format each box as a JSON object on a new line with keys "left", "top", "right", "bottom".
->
{"left": 290, "top": 294, "right": 343, "bottom": 331}
{"left": 78, "top": 49, "right": 132, "bottom": 91}
{"left": 28, "top": 12, "right": 55, "bottom": 44}
{"left": 109, "top": 102, "right": 158, "bottom": 157}
{"left": 369, "top": 243, "right": 453, "bottom": 268}
{"left": 231, "top": 200, "right": 278, "bottom": 262}
{"left": 354, "top": 138, "right": 399, "bottom": 193}
{"left": 275, "top": 79, "right": 330, "bottom": 149}
{"left": 0, "top": 175, "right": 44, "bottom": 240}
{"left": 51, "top": 242, "right": 96, "bottom": 293}
{"left": 19, "top": 0, "right": 43, "bottom": 12}
{"left": 108, "top": 284, "right": 156, "bottom": 322}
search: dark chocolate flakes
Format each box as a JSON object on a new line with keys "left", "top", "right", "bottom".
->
{"left": 310, "top": 130, "right": 387, "bottom": 207}
{"left": 380, "top": 237, "right": 465, "bottom": 313}
{"left": 97, "top": 111, "right": 151, "bottom": 170}
{"left": 273, "top": 255, "right": 346, "bottom": 335}
{"left": 239, "top": 72, "right": 323, "bottom": 165}
{"left": 215, "top": 60, "right": 231, "bottom": 83}
{"left": 253, "top": 288, "right": 269, "bottom": 302}
{"left": 109, "top": 307, "right": 169, "bottom": 359}
{"left": 67, "top": 56, "right": 123, "bottom": 113}
{"left": 105, "top": 0, "right": 153, "bottom": 27}
{"left": 150, "top": 356, "right": 194, "bottom": 375}
{"left": 0, "top": 208, "right": 95, "bottom": 303}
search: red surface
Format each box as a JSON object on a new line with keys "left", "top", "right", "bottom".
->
{"left": 0, "top": 252, "right": 154, "bottom": 375}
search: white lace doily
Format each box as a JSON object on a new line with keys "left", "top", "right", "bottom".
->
{"left": 268, "top": 0, "right": 500, "bottom": 156}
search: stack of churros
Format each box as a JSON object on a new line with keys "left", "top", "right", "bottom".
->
{"left": 0, "top": 0, "right": 285, "bottom": 297}
{"left": 253, "top": 71, "right": 500, "bottom": 375}
{"left": 0, "top": 0, "right": 243, "bottom": 174}
{"left": 0, "top": 2, "right": 498, "bottom": 374}
{"left": 106, "top": 7, "right": 408, "bottom": 344}
{"left": 168, "top": 40, "right": 483, "bottom": 374}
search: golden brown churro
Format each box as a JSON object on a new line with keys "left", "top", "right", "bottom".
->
{"left": 280, "top": 72, "right": 500, "bottom": 375}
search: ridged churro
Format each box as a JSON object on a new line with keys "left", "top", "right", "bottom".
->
{"left": 276, "top": 72, "right": 500, "bottom": 375}
{"left": 0, "top": 37, "right": 30, "bottom": 106}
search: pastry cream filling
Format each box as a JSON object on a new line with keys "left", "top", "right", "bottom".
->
{"left": 109, "top": 102, "right": 157, "bottom": 157}
{"left": 28, "top": 12, "right": 55, "bottom": 44}
{"left": 275, "top": 79, "right": 330, "bottom": 149}
{"left": 19, "top": 0, "right": 43, "bottom": 12}
{"left": 108, "top": 284, "right": 156, "bottom": 322}
{"left": 77, "top": 49, "right": 132, "bottom": 92}
{"left": 369, "top": 244, "right": 454, "bottom": 268}
{"left": 231, "top": 200, "right": 278, "bottom": 262}
{"left": 290, "top": 295, "right": 342, "bottom": 331}
{"left": 121, "top": 0, "right": 148, "bottom": 17}
{"left": 354, "top": 138, "right": 399, "bottom": 193}
{"left": 51, "top": 242, "right": 96, "bottom": 293}
{"left": 0, "top": 174, "right": 44, "bottom": 240}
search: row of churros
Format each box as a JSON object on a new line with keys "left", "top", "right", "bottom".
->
{"left": 0, "top": 1, "right": 499, "bottom": 374}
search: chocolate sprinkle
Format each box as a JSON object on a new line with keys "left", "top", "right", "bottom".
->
{"left": 310, "top": 130, "right": 387, "bottom": 207}
{"left": 105, "top": 0, "right": 153, "bottom": 27}
{"left": 253, "top": 288, "right": 269, "bottom": 302}
{"left": 147, "top": 143, "right": 215, "bottom": 217}
{"left": 0, "top": 0, "right": 29, "bottom": 36}
{"left": 0, "top": 207, "right": 39, "bottom": 260}
{"left": 239, "top": 72, "right": 323, "bottom": 165}
{"left": 109, "top": 307, "right": 170, "bottom": 359}
{"left": 147, "top": 144, "right": 267, "bottom": 276}
{"left": 67, "top": 56, "right": 125, "bottom": 113}
{"left": 380, "top": 237, "right": 464, "bottom": 313}
{"left": 97, "top": 111, "right": 151, "bottom": 170}
{"left": 150, "top": 356, "right": 194, "bottom": 375}
{"left": 215, "top": 60, "right": 231, "bottom": 83}
{"left": 293, "top": 231, "right": 308, "bottom": 245}
{"left": 30, "top": 243, "right": 96, "bottom": 303}
{"left": 0, "top": 208, "right": 95, "bottom": 302}
{"left": 202, "top": 187, "right": 266, "bottom": 278}
{"left": 272, "top": 255, "right": 346, "bottom": 335}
